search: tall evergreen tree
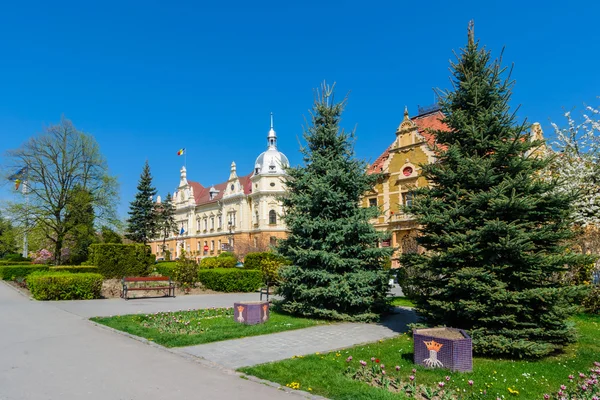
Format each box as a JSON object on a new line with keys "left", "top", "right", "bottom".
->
{"left": 126, "top": 161, "right": 158, "bottom": 244}
{"left": 276, "top": 83, "right": 393, "bottom": 322}
{"left": 157, "top": 192, "right": 177, "bottom": 255}
{"left": 401, "top": 24, "right": 591, "bottom": 358}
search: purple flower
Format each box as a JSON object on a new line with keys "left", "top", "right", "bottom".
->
{"left": 580, "top": 373, "right": 587, "bottom": 378}
{"left": 438, "top": 382, "right": 445, "bottom": 388}
{"left": 380, "top": 364, "right": 385, "bottom": 369}
{"left": 371, "top": 357, "right": 375, "bottom": 362}
{"left": 468, "top": 380, "right": 474, "bottom": 386}
{"left": 582, "top": 384, "right": 588, "bottom": 391}
{"left": 382, "top": 370, "right": 386, "bottom": 375}
{"left": 346, "top": 356, "right": 353, "bottom": 363}
{"left": 560, "top": 384, "right": 566, "bottom": 390}
{"left": 359, "top": 360, "right": 367, "bottom": 366}
{"left": 412, "top": 368, "right": 417, "bottom": 373}
{"left": 445, "top": 376, "right": 450, "bottom": 381}
{"left": 544, "top": 395, "right": 550, "bottom": 400}
{"left": 395, "top": 366, "right": 401, "bottom": 371}
{"left": 558, "top": 390, "right": 564, "bottom": 396}
{"left": 409, "top": 375, "right": 415, "bottom": 381}
{"left": 569, "top": 375, "right": 574, "bottom": 380}
{"left": 595, "top": 362, "right": 600, "bottom": 367}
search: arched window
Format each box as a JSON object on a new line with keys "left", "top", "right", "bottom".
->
{"left": 269, "top": 210, "right": 277, "bottom": 225}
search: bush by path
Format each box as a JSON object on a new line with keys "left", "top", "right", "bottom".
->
{"left": 198, "top": 268, "right": 262, "bottom": 292}
{"left": 27, "top": 271, "right": 103, "bottom": 300}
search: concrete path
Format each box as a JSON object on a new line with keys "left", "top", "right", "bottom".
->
{"left": 0, "top": 283, "right": 298, "bottom": 400}
{"left": 178, "top": 308, "right": 418, "bottom": 369}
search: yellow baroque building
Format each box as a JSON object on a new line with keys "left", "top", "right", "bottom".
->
{"left": 149, "top": 116, "right": 289, "bottom": 260}
{"left": 365, "top": 106, "right": 546, "bottom": 268}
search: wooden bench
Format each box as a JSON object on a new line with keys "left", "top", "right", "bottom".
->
{"left": 121, "top": 276, "right": 175, "bottom": 300}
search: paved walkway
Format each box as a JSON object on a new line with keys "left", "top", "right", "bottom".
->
{"left": 177, "top": 307, "right": 418, "bottom": 369}
{"left": 0, "top": 283, "right": 297, "bottom": 400}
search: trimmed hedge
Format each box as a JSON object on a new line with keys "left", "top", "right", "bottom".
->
{"left": 0, "top": 260, "right": 32, "bottom": 266}
{"left": 243, "top": 252, "right": 289, "bottom": 270}
{"left": 50, "top": 266, "right": 100, "bottom": 274}
{"left": 0, "top": 265, "right": 49, "bottom": 280}
{"left": 199, "top": 256, "right": 237, "bottom": 269}
{"left": 198, "top": 268, "right": 262, "bottom": 292}
{"left": 27, "top": 271, "right": 103, "bottom": 300}
{"left": 153, "top": 262, "right": 177, "bottom": 278}
{"left": 88, "top": 244, "right": 155, "bottom": 278}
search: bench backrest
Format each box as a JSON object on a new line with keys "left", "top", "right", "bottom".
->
{"left": 123, "top": 276, "right": 170, "bottom": 282}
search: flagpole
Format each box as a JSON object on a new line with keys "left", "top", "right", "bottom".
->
{"left": 22, "top": 176, "right": 29, "bottom": 259}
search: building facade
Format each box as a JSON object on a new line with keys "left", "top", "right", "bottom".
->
{"left": 365, "top": 106, "right": 546, "bottom": 267}
{"left": 150, "top": 116, "right": 289, "bottom": 260}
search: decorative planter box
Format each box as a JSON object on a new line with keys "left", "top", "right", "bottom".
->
{"left": 413, "top": 327, "right": 472, "bottom": 372}
{"left": 233, "top": 301, "right": 270, "bottom": 325}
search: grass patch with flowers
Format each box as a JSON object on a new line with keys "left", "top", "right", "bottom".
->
{"left": 91, "top": 307, "right": 328, "bottom": 347}
{"left": 239, "top": 314, "right": 600, "bottom": 399}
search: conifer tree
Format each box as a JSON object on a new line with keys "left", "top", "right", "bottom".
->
{"left": 277, "top": 83, "right": 393, "bottom": 322}
{"left": 401, "top": 24, "right": 591, "bottom": 358}
{"left": 157, "top": 192, "right": 177, "bottom": 255}
{"left": 126, "top": 161, "right": 158, "bottom": 244}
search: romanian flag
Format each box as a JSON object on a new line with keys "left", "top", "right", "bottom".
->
{"left": 177, "top": 148, "right": 185, "bottom": 156}
{"left": 8, "top": 167, "right": 28, "bottom": 191}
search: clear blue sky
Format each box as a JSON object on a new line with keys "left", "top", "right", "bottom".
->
{"left": 1, "top": 0, "right": 598, "bottom": 222}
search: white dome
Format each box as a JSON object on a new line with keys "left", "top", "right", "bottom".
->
{"left": 253, "top": 113, "right": 289, "bottom": 176}
{"left": 254, "top": 148, "right": 289, "bottom": 175}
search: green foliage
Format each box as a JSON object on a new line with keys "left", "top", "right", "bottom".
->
{"left": 218, "top": 251, "right": 237, "bottom": 260}
{"left": 156, "top": 192, "right": 177, "bottom": 253}
{"left": 1, "top": 254, "right": 30, "bottom": 262}
{"left": 27, "top": 271, "right": 102, "bottom": 300}
{"left": 100, "top": 226, "right": 122, "bottom": 244}
{"left": 64, "top": 186, "right": 97, "bottom": 264}
{"left": 199, "top": 257, "right": 219, "bottom": 269}
{"left": 49, "top": 265, "right": 100, "bottom": 274}
{"left": 400, "top": 29, "right": 593, "bottom": 358}
{"left": 261, "top": 258, "right": 285, "bottom": 284}
{"left": 0, "top": 265, "right": 49, "bottom": 280}
{"left": 88, "top": 243, "right": 155, "bottom": 278}
{"left": 199, "top": 256, "right": 237, "bottom": 269}
{"left": 276, "top": 83, "right": 394, "bottom": 322}
{"left": 0, "top": 213, "right": 18, "bottom": 257}
{"left": 153, "top": 261, "right": 176, "bottom": 277}
{"left": 125, "top": 161, "right": 158, "bottom": 244}
{"left": 198, "top": 268, "right": 262, "bottom": 292}
{"left": 582, "top": 285, "right": 600, "bottom": 314}
{"left": 173, "top": 250, "right": 198, "bottom": 290}
{"left": 243, "top": 252, "right": 289, "bottom": 271}
{"left": 0, "top": 260, "right": 32, "bottom": 265}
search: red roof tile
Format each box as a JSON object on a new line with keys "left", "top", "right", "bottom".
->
{"left": 188, "top": 172, "right": 253, "bottom": 206}
{"left": 368, "top": 110, "right": 448, "bottom": 174}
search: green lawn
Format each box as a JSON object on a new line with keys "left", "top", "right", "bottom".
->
{"left": 239, "top": 314, "right": 600, "bottom": 399}
{"left": 390, "top": 297, "right": 415, "bottom": 308}
{"left": 91, "top": 307, "right": 328, "bottom": 347}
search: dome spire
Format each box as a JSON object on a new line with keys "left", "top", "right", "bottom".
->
{"left": 268, "top": 112, "right": 277, "bottom": 149}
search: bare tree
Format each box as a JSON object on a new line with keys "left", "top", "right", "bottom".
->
{"left": 5, "top": 117, "right": 119, "bottom": 264}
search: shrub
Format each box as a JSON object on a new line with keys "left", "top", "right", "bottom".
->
{"left": 88, "top": 244, "right": 155, "bottom": 278}
{"left": 0, "top": 265, "right": 49, "bottom": 280}
{"left": 198, "top": 269, "right": 262, "bottom": 292}
{"left": 2, "top": 253, "right": 31, "bottom": 262}
{"left": 582, "top": 285, "right": 600, "bottom": 314}
{"left": 27, "top": 271, "right": 103, "bottom": 300}
{"left": 244, "top": 252, "right": 290, "bottom": 270}
{"left": 199, "top": 257, "right": 219, "bottom": 269}
{"left": 31, "top": 249, "right": 53, "bottom": 264}
{"left": 173, "top": 251, "right": 198, "bottom": 291}
{"left": 50, "top": 266, "right": 100, "bottom": 274}
{"left": 199, "top": 256, "right": 237, "bottom": 269}
{"left": 0, "top": 260, "right": 32, "bottom": 266}
{"left": 261, "top": 258, "right": 284, "bottom": 284}
{"left": 218, "top": 251, "right": 237, "bottom": 260}
{"left": 153, "top": 261, "right": 177, "bottom": 277}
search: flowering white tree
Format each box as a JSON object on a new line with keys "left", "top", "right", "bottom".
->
{"left": 552, "top": 99, "right": 600, "bottom": 279}
{"left": 552, "top": 100, "right": 600, "bottom": 227}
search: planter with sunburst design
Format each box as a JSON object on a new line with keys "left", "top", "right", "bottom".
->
{"left": 413, "top": 327, "right": 472, "bottom": 372}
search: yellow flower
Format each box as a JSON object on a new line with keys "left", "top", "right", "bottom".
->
{"left": 308, "top": 388, "right": 312, "bottom": 391}
{"left": 315, "top": 352, "right": 320, "bottom": 355}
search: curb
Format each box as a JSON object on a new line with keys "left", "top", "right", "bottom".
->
{"left": 87, "top": 319, "right": 328, "bottom": 400}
